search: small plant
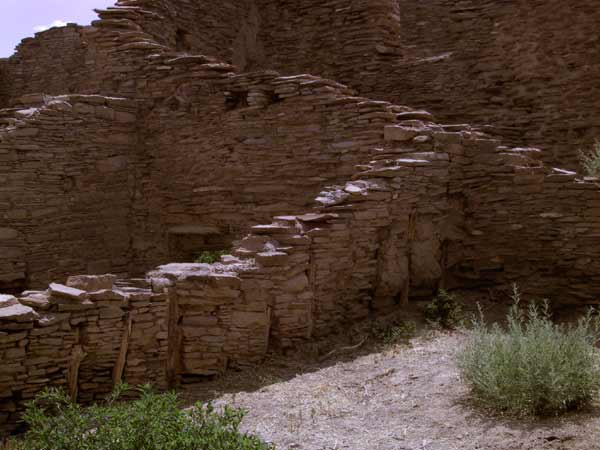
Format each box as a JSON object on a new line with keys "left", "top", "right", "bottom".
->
{"left": 424, "top": 289, "right": 463, "bottom": 329}
{"left": 373, "top": 321, "right": 417, "bottom": 346}
{"left": 194, "top": 250, "right": 228, "bottom": 264}
{"left": 456, "top": 285, "right": 600, "bottom": 417}
{"left": 579, "top": 140, "right": 600, "bottom": 177}
{"left": 10, "top": 384, "right": 273, "bottom": 450}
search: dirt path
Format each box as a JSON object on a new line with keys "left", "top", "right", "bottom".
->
{"left": 213, "top": 332, "right": 600, "bottom": 450}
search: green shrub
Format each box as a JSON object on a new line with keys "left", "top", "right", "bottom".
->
{"left": 10, "top": 384, "right": 273, "bottom": 450}
{"left": 194, "top": 250, "right": 228, "bottom": 264}
{"left": 579, "top": 140, "right": 600, "bottom": 177}
{"left": 424, "top": 289, "right": 463, "bottom": 329}
{"left": 456, "top": 286, "right": 600, "bottom": 417}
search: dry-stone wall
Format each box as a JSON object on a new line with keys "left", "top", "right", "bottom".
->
{"left": 248, "top": 0, "right": 600, "bottom": 170}
{"left": 3, "top": 26, "right": 92, "bottom": 101}
{"left": 0, "top": 94, "right": 138, "bottom": 291}
{"left": 2, "top": 0, "right": 600, "bottom": 438}
{"left": 3, "top": 0, "right": 599, "bottom": 168}
{"left": 0, "top": 275, "right": 167, "bottom": 435}
{"left": 5, "top": 119, "right": 600, "bottom": 434}
{"left": 254, "top": 0, "right": 402, "bottom": 84}
{"left": 0, "top": 60, "right": 9, "bottom": 108}
{"left": 140, "top": 71, "right": 423, "bottom": 266}
{"left": 99, "top": 0, "right": 261, "bottom": 71}
{"left": 382, "top": 0, "right": 600, "bottom": 170}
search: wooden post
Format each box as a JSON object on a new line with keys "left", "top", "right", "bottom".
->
{"left": 68, "top": 345, "right": 86, "bottom": 402}
{"left": 112, "top": 315, "right": 132, "bottom": 386}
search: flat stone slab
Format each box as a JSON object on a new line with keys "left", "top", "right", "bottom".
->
{"left": 296, "top": 213, "right": 339, "bottom": 223}
{"left": 49, "top": 283, "right": 89, "bottom": 301}
{"left": 67, "top": 274, "right": 117, "bottom": 292}
{"left": 0, "top": 295, "right": 19, "bottom": 308}
{"left": 19, "top": 292, "right": 51, "bottom": 311}
{"left": 0, "top": 303, "right": 38, "bottom": 322}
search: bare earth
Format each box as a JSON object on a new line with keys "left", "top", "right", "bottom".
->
{"left": 208, "top": 332, "right": 600, "bottom": 450}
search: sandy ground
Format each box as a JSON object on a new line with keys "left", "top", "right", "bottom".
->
{"left": 199, "top": 331, "right": 600, "bottom": 450}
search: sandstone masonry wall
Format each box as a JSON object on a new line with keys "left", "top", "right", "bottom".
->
{"left": 99, "top": 0, "right": 261, "bottom": 71}
{"left": 0, "top": 60, "right": 9, "bottom": 108}
{"left": 254, "top": 0, "right": 401, "bottom": 84}
{"left": 3, "top": 111, "right": 600, "bottom": 435}
{"left": 0, "top": 275, "right": 167, "bottom": 435}
{"left": 140, "top": 70, "right": 411, "bottom": 266}
{"left": 455, "top": 145, "right": 600, "bottom": 304}
{"left": 0, "top": 95, "right": 139, "bottom": 291}
{"left": 3, "top": 0, "right": 600, "bottom": 437}
{"left": 4, "top": 26, "right": 94, "bottom": 102}
{"left": 384, "top": 0, "right": 600, "bottom": 170}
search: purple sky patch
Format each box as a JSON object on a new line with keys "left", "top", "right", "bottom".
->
{"left": 1, "top": 0, "right": 115, "bottom": 57}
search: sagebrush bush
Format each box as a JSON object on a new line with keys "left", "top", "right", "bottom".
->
{"left": 424, "top": 289, "right": 463, "bottom": 329}
{"left": 9, "top": 384, "right": 273, "bottom": 450}
{"left": 579, "top": 140, "right": 600, "bottom": 177}
{"left": 456, "top": 286, "right": 600, "bottom": 417}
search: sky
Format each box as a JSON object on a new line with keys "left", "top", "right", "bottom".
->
{"left": 0, "top": 0, "right": 115, "bottom": 57}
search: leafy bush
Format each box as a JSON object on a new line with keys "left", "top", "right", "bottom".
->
{"left": 424, "top": 289, "right": 463, "bottom": 329}
{"left": 579, "top": 140, "right": 600, "bottom": 177}
{"left": 456, "top": 286, "right": 600, "bottom": 417}
{"left": 194, "top": 250, "right": 228, "bottom": 264}
{"left": 10, "top": 384, "right": 273, "bottom": 450}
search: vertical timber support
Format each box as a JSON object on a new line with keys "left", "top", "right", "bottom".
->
{"left": 112, "top": 315, "right": 132, "bottom": 386}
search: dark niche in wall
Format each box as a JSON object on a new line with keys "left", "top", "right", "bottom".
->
{"left": 175, "top": 28, "right": 193, "bottom": 53}
{"left": 167, "top": 225, "right": 232, "bottom": 263}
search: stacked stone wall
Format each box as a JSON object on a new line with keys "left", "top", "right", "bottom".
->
{"left": 3, "top": 0, "right": 600, "bottom": 437}
{"left": 0, "top": 95, "right": 139, "bottom": 291}
{"left": 254, "top": 0, "right": 401, "bottom": 84}
{"left": 382, "top": 0, "right": 600, "bottom": 170}
{"left": 0, "top": 275, "right": 167, "bottom": 435}
{"left": 139, "top": 71, "right": 407, "bottom": 266}
{"left": 3, "top": 115, "right": 600, "bottom": 435}
{"left": 98, "top": 0, "right": 261, "bottom": 71}
{"left": 245, "top": 0, "right": 600, "bottom": 170}
{"left": 0, "top": 60, "right": 9, "bottom": 108}
{"left": 453, "top": 142, "right": 600, "bottom": 303}
{"left": 3, "top": 26, "right": 95, "bottom": 102}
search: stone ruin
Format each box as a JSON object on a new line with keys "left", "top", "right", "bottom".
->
{"left": 1, "top": 0, "right": 600, "bottom": 434}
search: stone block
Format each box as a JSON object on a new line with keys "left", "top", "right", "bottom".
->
{"left": 66, "top": 275, "right": 117, "bottom": 292}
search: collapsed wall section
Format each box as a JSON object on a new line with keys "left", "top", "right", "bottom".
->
{"left": 3, "top": 106, "right": 600, "bottom": 435}
{"left": 0, "top": 95, "right": 139, "bottom": 291}
{"left": 139, "top": 71, "right": 408, "bottom": 266}
{"left": 0, "top": 275, "right": 167, "bottom": 435}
